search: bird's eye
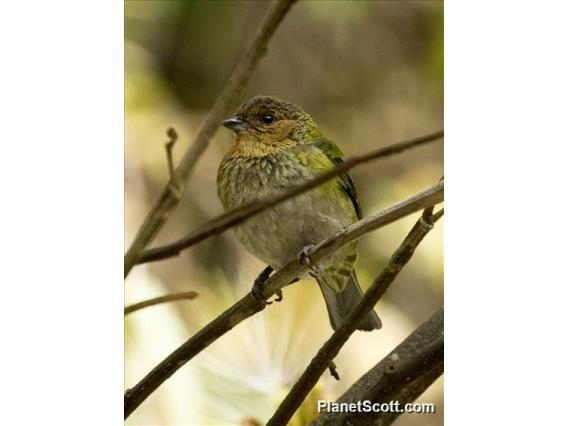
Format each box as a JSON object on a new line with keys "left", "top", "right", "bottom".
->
{"left": 261, "top": 114, "right": 275, "bottom": 125}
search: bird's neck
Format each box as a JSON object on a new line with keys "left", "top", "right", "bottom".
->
{"left": 226, "top": 136, "right": 296, "bottom": 159}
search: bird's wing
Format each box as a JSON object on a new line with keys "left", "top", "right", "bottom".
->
{"left": 314, "top": 138, "right": 362, "bottom": 219}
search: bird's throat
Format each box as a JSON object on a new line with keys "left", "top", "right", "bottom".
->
{"left": 226, "top": 136, "right": 295, "bottom": 159}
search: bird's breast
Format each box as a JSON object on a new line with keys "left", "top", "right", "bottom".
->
{"left": 217, "top": 152, "right": 354, "bottom": 269}
{"left": 217, "top": 152, "right": 312, "bottom": 209}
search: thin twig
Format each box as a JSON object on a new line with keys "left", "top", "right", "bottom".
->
{"left": 124, "top": 182, "right": 443, "bottom": 418}
{"left": 432, "top": 207, "right": 444, "bottom": 222}
{"left": 311, "top": 308, "right": 444, "bottom": 426}
{"left": 266, "top": 209, "right": 444, "bottom": 426}
{"left": 124, "top": 0, "right": 298, "bottom": 278}
{"left": 421, "top": 176, "right": 443, "bottom": 220}
{"left": 124, "top": 291, "right": 199, "bottom": 316}
{"left": 164, "top": 127, "right": 180, "bottom": 199}
{"left": 328, "top": 361, "right": 340, "bottom": 381}
{"left": 138, "top": 130, "right": 444, "bottom": 265}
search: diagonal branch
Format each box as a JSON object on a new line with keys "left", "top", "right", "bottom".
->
{"left": 311, "top": 308, "right": 444, "bottom": 426}
{"left": 138, "top": 130, "right": 444, "bottom": 265}
{"left": 124, "top": 291, "right": 199, "bottom": 316}
{"left": 266, "top": 208, "right": 444, "bottom": 426}
{"left": 124, "top": 181, "right": 444, "bottom": 418}
{"left": 124, "top": 0, "right": 298, "bottom": 277}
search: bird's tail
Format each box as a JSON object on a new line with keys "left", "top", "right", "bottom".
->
{"left": 317, "top": 271, "right": 382, "bottom": 331}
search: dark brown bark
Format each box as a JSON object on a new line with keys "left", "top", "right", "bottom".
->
{"left": 310, "top": 308, "right": 444, "bottom": 426}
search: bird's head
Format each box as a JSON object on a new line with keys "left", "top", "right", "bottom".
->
{"left": 223, "top": 96, "right": 319, "bottom": 148}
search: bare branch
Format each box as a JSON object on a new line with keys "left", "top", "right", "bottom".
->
{"left": 124, "top": 0, "right": 298, "bottom": 277}
{"left": 328, "top": 361, "right": 340, "bottom": 381}
{"left": 266, "top": 209, "right": 444, "bottom": 426}
{"left": 138, "top": 130, "right": 444, "bottom": 265}
{"left": 164, "top": 127, "right": 180, "bottom": 199}
{"left": 124, "top": 182, "right": 443, "bottom": 418}
{"left": 311, "top": 308, "right": 444, "bottom": 426}
{"left": 124, "top": 291, "right": 199, "bottom": 316}
{"left": 432, "top": 207, "right": 444, "bottom": 223}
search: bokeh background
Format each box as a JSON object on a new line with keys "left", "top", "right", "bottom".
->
{"left": 125, "top": 1, "right": 443, "bottom": 425}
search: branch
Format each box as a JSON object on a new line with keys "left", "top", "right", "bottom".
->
{"left": 124, "top": 291, "right": 199, "bottom": 316}
{"left": 311, "top": 308, "right": 444, "bottom": 426}
{"left": 124, "top": 0, "right": 298, "bottom": 277}
{"left": 266, "top": 208, "right": 444, "bottom": 426}
{"left": 124, "top": 181, "right": 444, "bottom": 418}
{"left": 138, "top": 130, "right": 444, "bottom": 265}
{"left": 164, "top": 127, "right": 180, "bottom": 199}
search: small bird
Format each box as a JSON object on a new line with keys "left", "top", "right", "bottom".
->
{"left": 217, "top": 96, "right": 381, "bottom": 331}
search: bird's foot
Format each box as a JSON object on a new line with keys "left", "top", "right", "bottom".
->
{"left": 297, "top": 245, "right": 315, "bottom": 266}
{"left": 297, "top": 244, "right": 322, "bottom": 277}
{"left": 251, "top": 266, "right": 283, "bottom": 305}
{"left": 308, "top": 264, "right": 323, "bottom": 278}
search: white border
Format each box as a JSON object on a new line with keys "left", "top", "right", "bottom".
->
{"left": 0, "top": 1, "right": 123, "bottom": 424}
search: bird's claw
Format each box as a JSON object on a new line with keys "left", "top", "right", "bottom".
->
{"left": 251, "top": 266, "right": 283, "bottom": 305}
{"left": 252, "top": 265, "right": 272, "bottom": 304}
{"left": 308, "top": 264, "right": 323, "bottom": 278}
{"left": 297, "top": 245, "right": 315, "bottom": 266}
{"left": 297, "top": 244, "right": 322, "bottom": 277}
{"left": 252, "top": 281, "right": 267, "bottom": 304}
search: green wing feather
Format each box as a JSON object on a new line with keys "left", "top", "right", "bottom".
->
{"left": 314, "top": 138, "right": 362, "bottom": 219}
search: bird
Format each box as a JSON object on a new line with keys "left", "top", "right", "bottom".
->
{"left": 217, "top": 95, "right": 381, "bottom": 331}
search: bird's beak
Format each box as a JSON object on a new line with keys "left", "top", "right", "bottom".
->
{"left": 223, "top": 116, "right": 248, "bottom": 132}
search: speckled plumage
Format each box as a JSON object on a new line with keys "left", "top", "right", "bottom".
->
{"left": 217, "top": 96, "right": 381, "bottom": 331}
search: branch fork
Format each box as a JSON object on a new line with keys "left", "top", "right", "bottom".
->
{"left": 124, "top": 181, "right": 443, "bottom": 418}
